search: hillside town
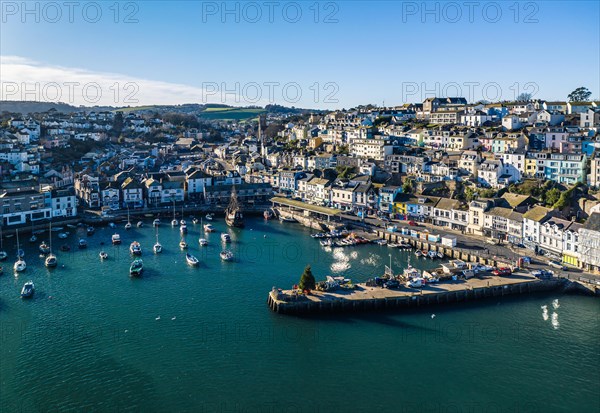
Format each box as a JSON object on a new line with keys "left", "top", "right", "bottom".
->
{"left": 1, "top": 95, "right": 600, "bottom": 274}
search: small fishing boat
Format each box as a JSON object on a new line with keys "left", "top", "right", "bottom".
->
{"left": 171, "top": 218, "right": 178, "bottom": 226}
{"left": 137, "top": 221, "right": 143, "bottom": 228}
{"left": 220, "top": 250, "right": 234, "bottom": 261}
{"left": 112, "top": 233, "right": 121, "bottom": 245}
{"left": 180, "top": 224, "right": 187, "bottom": 234}
{"left": 20, "top": 281, "right": 34, "bottom": 298}
{"left": 192, "top": 217, "right": 199, "bottom": 225}
{"left": 124, "top": 222, "right": 132, "bottom": 230}
{"left": 204, "top": 224, "right": 215, "bottom": 233}
{"left": 66, "top": 224, "right": 77, "bottom": 229}
{"left": 205, "top": 213, "right": 214, "bottom": 221}
{"left": 437, "top": 251, "right": 444, "bottom": 259}
{"left": 279, "top": 216, "right": 296, "bottom": 223}
{"left": 179, "top": 239, "right": 188, "bottom": 250}
{"left": 86, "top": 226, "right": 95, "bottom": 235}
{"left": 199, "top": 238, "right": 208, "bottom": 247}
{"left": 427, "top": 250, "right": 438, "bottom": 259}
{"left": 99, "top": 251, "right": 108, "bottom": 260}
{"left": 29, "top": 234, "right": 37, "bottom": 243}
{"left": 153, "top": 219, "right": 161, "bottom": 227}
{"left": 125, "top": 206, "right": 132, "bottom": 230}
{"left": 180, "top": 219, "right": 186, "bottom": 226}
{"left": 129, "top": 259, "right": 143, "bottom": 277}
{"left": 0, "top": 226, "right": 7, "bottom": 260}
{"left": 108, "top": 222, "right": 116, "bottom": 228}
{"left": 0, "top": 251, "right": 7, "bottom": 261}
{"left": 39, "top": 241, "right": 51, "bottom": 254}
{"left": 221, "top": 233, "right": 231, "bottom": 243}
{"left": 78, "top": 238, "right": 88, "bottom": 249}
{"left": 414, "top": 250, "right": 423, "bottom": 257}
{"left": 58, "top": 232, "right": 68, "bottom": 239}
{"left": 14, "top": 257, "right": 26, "bottom": 272}
{"left": 129, "top": 241, "right": 142, "bottom": 255}
{"left": 186, "top": 253, "right": 199, "bottom": 266}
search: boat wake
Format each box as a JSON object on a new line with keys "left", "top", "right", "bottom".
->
{"left": 551, "top": 312, "right": 560, "bottom": 330}
{"left": 541, "top": 305, "right": 549, "bottom": 321}
{"left": 552, "top": 299, "right": 560, "bottom": 309}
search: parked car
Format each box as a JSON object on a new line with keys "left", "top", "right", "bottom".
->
{"left": 548, "top": 261, "right": 567, "bottom": 270}
{"left": 383, "top": 279, "right": 400, "bottom": 289}
{"left": 531, "top": 270, "right": 553, "bottom": 279}
{"left": 408, "top": 220, "right": 418, "bottom": 226}
{"left": 492, "top": 267, "right": 512, "bottom": 276}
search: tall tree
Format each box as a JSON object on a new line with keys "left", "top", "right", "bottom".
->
{"left": 298, "top": 265, "right": 316, "bottom": 291}
{"left": 516, "top": 92, "right": 532, "bottom": 102}
{"left": 567, "top": 87, "right": 592, "bottom": 102}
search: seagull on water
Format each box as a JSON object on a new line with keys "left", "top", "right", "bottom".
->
{"left": 171, "top": 316, "right": 176, "bottom": 321}
{"left": 155, "top": 316, "right": 161, "bottom": 321}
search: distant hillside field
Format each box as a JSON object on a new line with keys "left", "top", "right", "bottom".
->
{"left": 198, "top": 107, "right": 266, "bottom": 120}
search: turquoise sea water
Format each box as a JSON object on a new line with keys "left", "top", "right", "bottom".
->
{"left": 0, "top": 218, "right": 598, "bottom": 413}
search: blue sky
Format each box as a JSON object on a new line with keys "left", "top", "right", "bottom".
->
{"left": 1, "top": 1, "right": 599, "bottom": 109}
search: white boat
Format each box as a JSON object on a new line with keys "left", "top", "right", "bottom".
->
{"left": 180, "top": 219, "right": 186, "bottom": 226}
{"left": 221, "top": 233, "right": 231, "bottom": 243}
{"left": 279, "top": 216, "right": 296, "bottom": 223}
{"left": 199, "top": 238, "right": 208, "bottom": 247}
{"left": 414, "top": 250, "right": 423, "bottom": 257}
{"left": 108, "top": 222, "right": 116, "bottom": 228}
{"left": 14, "top": 258, "right": 26, "bottom": 272}
{"left": 78, "top": 238, "right": 88, "bottom": 249}
{"left": 112, "top": 233, "right": 122, "bottom": 245}
{"left": 136, "top": 221, "right": 143, "bottom": 228}
{"left": 192, "top": 218, "right": 199, "bottom": 224}
{"left": 129, "top": 241, "right": 142, "bottom": 255}
{"left": 186, "top": 253, "right": 199, "bottom": 266}
{"left": 205, "top": 213, "right": 214, "bottom": 221}
{"left": 45, "top": 253, "right": 57, "bottom": 268}
{"left": 124, "top": 222, "right": 132, "bottom": 230}
{"left": 179, "top": 239, "right": 188, "bottom": 250}
{"left": 204, "top": 224, "right": 215, "bottom": 233}
{"left": 403, "top": 265, "right": 421, "bottom": 279}
{"left": 220, "top": 250, "right": 234, "bottom": 261}
{"left": 99, "top": 251, "right": 108, "bottom": 260}
{"left": 427, "top": 250, "right": 438, "bottom": 259}
{"left": 20, "top": 281, "right": 34, "bottom": 298}
{"left": 125, "top": 205, "right": 132, "bottom": 229}
{"left": 437, "top": 251, "right": 444, "bottom": 259}
{"left": 153, "top": 219, "right": 161, "bottom": 227}
{"left": 180, "top": 224, "right": 187, "bottom": 234}
{"left": 153, "top": 226, "right": 162, "bottom": 253}
{"left": 58, "top": 232, "right": 68, "bottom": 239}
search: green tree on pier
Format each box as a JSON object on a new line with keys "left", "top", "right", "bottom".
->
{"left": 298, "top": 265, "right": 316, "bottom": 291}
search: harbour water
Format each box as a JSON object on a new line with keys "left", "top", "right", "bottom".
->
{"left": 0, "top": 218, "right": 598, "bottom": 413}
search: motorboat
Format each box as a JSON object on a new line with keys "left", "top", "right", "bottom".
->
{"left": 204, "top": 224, "right": 215, "bottom": 233}
{"left": 112, "top": 233, "right": 122, "bottom": 245}
{"left": 179, "top": 239, "right": 188, "bottom": 250}
{"left": 14, "top": 258, "right": 26, "bottom": 272}
{"left": 220, "top": 250, "right": 234, "bottom": 261}
{"left": 124, "top": 222, "right": 132, "bottom": 230}
{"left": 153, "top": 242, "right": 162, "bottom": 254}
{"left": 136, "top": 221, "right": 143, "bottom": 228}
{"left": 99, "top": 251, "right": 108, "bottom": 260}
{"left": 180, "top": 224, "right": 188, "bottom": 234}
{"left": 171, "top": 219, "right": 178, "bottom": 227}
{"left": 437, "top": 251, "right": 444, "bottom": 259}
{"left": 199, "top": 238, "right": 208, "bottom": 247}
{"left": 129, "top": 259, "right": 143, "bottom": 277}
{"left": 78, "top": 238, "right": 88, "bottom": 249}
{"left": 129, "top": 241, "right": 142, "bottom": 255}
{"left": 180, "top": 219, "right": 186, "bottom": 226}
{"left": 279, "top": 216, "right": 296, "bottom": 223}
{"left": 414, "top": 250, "right": 423, "bottom": 257}
{"left": 153, "top": 219, "right": 161, "bottom": 227}
{"left": 403, "top": 265, "right": 421, "bottom": 279}
{"left": 186, "top": 253, "right": 199, "bottom": 266}
{"left": 20, "top": 281, "right": 34, "bottom": 298}
{"left": 221, "top": 233, "right": 231, "bottom": 243}
{"left": 427, "top": 250, "right": 438, "bottom": 259}
{"left": 205, "top": 213, "right": 214, "bottom": 221}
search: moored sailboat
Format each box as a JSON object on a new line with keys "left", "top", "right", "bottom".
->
{"left": 44, "top": 222, "right": 57, "bottom": 268}
{"left": 129, "top": 259, "right": 143, "bottom": 277}
{"left": 153, "top": 226, "right": 162, "bottom": 254}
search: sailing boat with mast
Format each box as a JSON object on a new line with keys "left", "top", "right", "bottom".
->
{"left": 153, "top": 226, "right": 162, "bottom": 254}
{"left": 225, "top": 186, "right": 244, "bottom": 228}
{"left": 29, "top": 220, "right": 37, "bottom": 243}
{"left": 0, "top": 225, "right": 7, "bottom": 261}
{"left": 171, "top": 200, "right": 178, "bottom": 226}
{"left": 124, "top": 204, "right": 132, "bottom": 230}
{"left": 45, "top": 222, "right": 57, "bottom": 268}
{"left": 14, "top": 229, "right": 26, "bottom": 272}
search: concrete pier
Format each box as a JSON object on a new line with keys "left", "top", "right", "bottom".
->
{"left": 267, "top": 274, "right": 566, "bottom": 315}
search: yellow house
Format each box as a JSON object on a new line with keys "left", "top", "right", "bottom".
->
{"left": 392, "top": 193, "right": 410, "bottom": 215}
{"left": 308, "top": 136, "right": 323, "bottom": 150}
{"left": 524, "top": 156, "right": 538, "bottom": 178}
